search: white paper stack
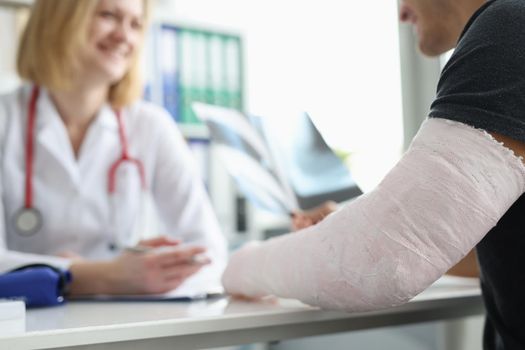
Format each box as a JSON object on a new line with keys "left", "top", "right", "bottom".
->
{"left": 0, "top": 300, "right": 25, "bottom": 336}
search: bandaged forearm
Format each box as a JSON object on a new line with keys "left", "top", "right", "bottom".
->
{"left": 222, "top": 118, "right": 525, "bottom": 311}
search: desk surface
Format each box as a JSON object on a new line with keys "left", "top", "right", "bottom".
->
{"left": 0, "top": 277, "right": 484, "bottom": 350}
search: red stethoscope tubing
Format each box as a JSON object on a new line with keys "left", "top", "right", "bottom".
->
{"left": 108, "top": 106, "right": 146, "bottom": 193}
{"left": 24, "top": 86, "right": 40, "bottom": 209}
{"left": 24, "top": 85, "right": 146, "bottom": 213}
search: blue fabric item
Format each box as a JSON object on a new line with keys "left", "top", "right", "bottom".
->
{"left": 0, "top": 265, "right": 71, "bottom": 308}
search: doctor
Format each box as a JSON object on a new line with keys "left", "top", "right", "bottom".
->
{"left": 0, "top": 0, "right": 227, "bottom": 296}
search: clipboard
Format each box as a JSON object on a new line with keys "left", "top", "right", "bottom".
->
{"left": 70, "top": 291, "right": 226, "bottom": 302}
{"left": 70, "top": 284, "right": 226, "bottom": 302}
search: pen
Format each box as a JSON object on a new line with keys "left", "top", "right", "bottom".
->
{"left": 125, "top": 245, "right": 210, "bottom": 264}
{"left": 124, "top": 245, "right": 152, "bottom": 253}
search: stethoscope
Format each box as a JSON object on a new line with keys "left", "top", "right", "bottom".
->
{"left": 13, "top": 86, "right": 147, "bottom": 240}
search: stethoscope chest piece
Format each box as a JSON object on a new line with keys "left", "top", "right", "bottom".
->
{"left": 14, "top": 207, "right": 43, "bottom": 237}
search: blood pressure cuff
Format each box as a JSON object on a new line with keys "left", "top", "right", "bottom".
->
{"left": 0, "top": 264, "right": 72, "bottom": 308}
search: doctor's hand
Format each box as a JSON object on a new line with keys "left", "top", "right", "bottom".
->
{"left": 69, "top": 245, "right": 211, "bottom": 295}
{"left": 291, "top": 201, "right": 338, "bottom": 231}
{"left": 110, "top": 245, "right": 211, "bottom": 294}
{"left": 136, "top": 236, "right": 181, "bottom": 249}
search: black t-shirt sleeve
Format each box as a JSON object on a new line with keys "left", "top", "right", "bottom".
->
{"left": 429, "top": 0, "right": 525, "bottom": 143}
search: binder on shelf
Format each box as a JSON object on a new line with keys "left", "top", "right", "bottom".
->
{"left": 186, "top": 31, "right": 208, "bottom": 124}
{"left": 144, "top": 23, "right": 244, "bottom": 136}
{"left": 178, "top": 28, "right": 194, "bottom": 124}
{"left": 142, "top": 25, "right": 157, "bottom": 103}
{"left": 209, "top": 34, "right": 226, "bottom": 107}
{"left": 160, "top": 24, "right": 179, "bottom": 120}
{"left": 224, "top": 37, "right": 242, "bottom": 110}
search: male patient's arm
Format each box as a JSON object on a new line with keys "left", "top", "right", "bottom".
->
{"left": 446, "top": 250, "right": 479, "bottom": 277}
{"left": 295, "top": 202, "right": 481, "bottom": 277}
{"left": 294, "top": 132, "right": 525, "bottom": 280}
{"left": 223, "top": 121, "right": 525, "bottom": 311}
{"left": 492, "top": 133, "right": 525, "bottom": 161}
{"left": 301, "top": 204, "right": 481, "bottom": 278}
{"left": 423, "top": 131, "right": 523, "bottom": 280}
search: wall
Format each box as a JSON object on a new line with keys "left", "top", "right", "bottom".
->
{"left": 0, "top": 8, "right": 20, "bottom": 93}
{"left": 153, "top": 0, "right": 404, "bottom": 192}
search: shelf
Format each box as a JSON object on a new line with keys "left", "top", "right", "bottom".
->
{"left": 0, "top": 0, "right": 32, "bottom": 8}
{"left": 178, "top": 123, "right": 210, "bottom": 140}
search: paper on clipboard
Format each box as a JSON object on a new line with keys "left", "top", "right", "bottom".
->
{"left": 72, "top": 283, "right": 224, "bottom": 302}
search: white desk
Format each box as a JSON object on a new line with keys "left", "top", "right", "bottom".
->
{"left": 0, "top": 277, "right": 484, "bottom": 350}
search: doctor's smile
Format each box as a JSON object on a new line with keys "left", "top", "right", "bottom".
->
{"left": 80, "top": 1, "right": 143, "bottom": 85}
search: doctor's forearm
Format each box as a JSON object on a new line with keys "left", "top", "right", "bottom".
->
{"left": 69, "top": 261, "right": 115, "bottom": 295}
{"left": 69, "top": 260, "right": 145, "bottom": 295}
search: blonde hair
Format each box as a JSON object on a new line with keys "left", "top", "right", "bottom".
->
{"left": 17, "top": 0, "right": 149, "bottom": 108}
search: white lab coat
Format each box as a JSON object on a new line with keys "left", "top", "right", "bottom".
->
{"left": 0, "top": 85, "right": 227, "bottom": 290}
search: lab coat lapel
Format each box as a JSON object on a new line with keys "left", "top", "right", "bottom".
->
{"left": 35, "top": 90, "right": 80, "bottom": 187}
{"left": 34, "top": 91, "right": 120, "bottom": 188}
{"left": 77, "top": 105, "right": 119, "bottom": 175}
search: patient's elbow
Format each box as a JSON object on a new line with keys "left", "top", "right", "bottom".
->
{"left": 309, "top": 251, "right": 443, "bottom": 313}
